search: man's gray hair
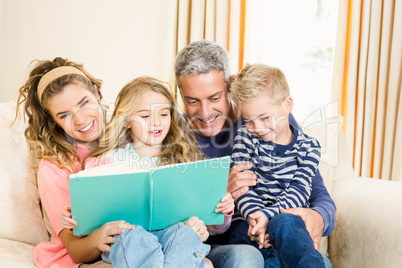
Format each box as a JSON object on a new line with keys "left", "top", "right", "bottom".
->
{"left": 174, "top": 39, "right": 232, "bottom": 88}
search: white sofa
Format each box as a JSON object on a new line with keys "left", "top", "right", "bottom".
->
{"left": 0, "top": 100, "right": 401, "bottom": 268}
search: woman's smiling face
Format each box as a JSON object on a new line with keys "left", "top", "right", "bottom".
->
{"left": 47, "top": 82, "right": 104, "bottom": 146}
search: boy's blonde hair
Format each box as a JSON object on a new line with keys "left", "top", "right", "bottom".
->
{"left": 85, "top": 76, "right": 204, "bottom": 167}
{"left": 231, "top": 63, "right": 290, "bottom": 105}
{"left": 15, "top": 57, "right": 104, "bottom": 172}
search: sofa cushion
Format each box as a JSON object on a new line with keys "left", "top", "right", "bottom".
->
{"left": 0, "top": 101, "right": 49, "bottom": 246}
{"left": 303, "top": 115, "right": 355, "bottom": 193}
{"left": 0, "top": 238, "right": 36, "bottom": 268}
{"left": 302, "top": 115, "right": 355, "bottom": 256}
{"left": 330, "top": 177, "right": 402, "bottom": 267}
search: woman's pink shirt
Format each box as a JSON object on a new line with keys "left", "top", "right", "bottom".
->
{"left": 34, "top": 144, "right": 90, "bottom": 268}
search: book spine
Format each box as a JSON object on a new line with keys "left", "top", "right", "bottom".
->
{"left": 148, "top": 171, "right": 154, "bottom": 231}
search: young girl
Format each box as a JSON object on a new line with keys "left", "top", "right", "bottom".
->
{"left": 15, "top": 58, "right": 213, "bottom": 268}
{"left": 60, "top": 76, "right": 235, "bottom": 267}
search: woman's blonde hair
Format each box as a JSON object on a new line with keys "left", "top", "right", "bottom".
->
{"left": 231, "top": 63, "right": 290, "bottom": 105}
{"left": 15, "top": 57, "right": 104, "bottom": 171}
{"left": 85, "top": 76, "right": 204, "bottom": 167}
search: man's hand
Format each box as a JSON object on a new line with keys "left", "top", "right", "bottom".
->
{"left": 281, "top": 208, "right": 324, "bottom": 250}
{"left": 227, "top": 163, "right": 257, "bottom": 200}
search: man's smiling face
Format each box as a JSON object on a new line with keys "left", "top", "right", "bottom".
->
{"left": 179, "top": 69, "right": 230, "bottom": 137}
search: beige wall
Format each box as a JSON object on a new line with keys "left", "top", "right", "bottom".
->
{"left": 0, "top": 0, "right": 177, "bottom": 105}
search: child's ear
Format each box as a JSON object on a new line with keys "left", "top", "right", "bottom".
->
{"left": 282, "top": 96, "right": 293, "bottom": 113}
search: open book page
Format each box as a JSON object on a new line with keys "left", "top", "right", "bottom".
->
{"left": 74, "top": 156, "right": 158, "bottom": 177}
{"left": 69, "top": 156, "right": 231, "bottom": 235}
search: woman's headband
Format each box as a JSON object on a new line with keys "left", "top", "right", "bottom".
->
{"left": 37, "top": 66, "right": 89, "bottom": 103}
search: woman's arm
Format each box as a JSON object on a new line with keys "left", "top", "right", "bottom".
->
{"left": 59, "top": 221, "right": 132, "bottom": 263}
{"left": 38, "top": 160, "right": 132, "bottom": 263}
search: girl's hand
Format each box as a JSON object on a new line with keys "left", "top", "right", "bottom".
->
{"left": 89, "top": 221, "right": 134, "bottom": 252}
{"left": 215, "top": 192, "right": 234, "bottom": 215}
{"left": 60, "top": 206, "right": 77, "bottom": 229}
{"left": 184, "top": 216, "right": 209, "bottom": 242}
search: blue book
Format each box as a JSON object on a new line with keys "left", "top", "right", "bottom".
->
{"left": 69, "top": 156, "right": 230, "bottom": 235}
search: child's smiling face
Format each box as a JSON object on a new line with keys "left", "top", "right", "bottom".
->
{"left": 127, "top": 90, "right": 171, "bottom": 153}
{"left": 241, "top": 94, "right": 293, "bottom": 145}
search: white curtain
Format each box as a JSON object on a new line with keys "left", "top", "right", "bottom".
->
{"left": 331, "top": 0, "right": 402, "bottom": 181}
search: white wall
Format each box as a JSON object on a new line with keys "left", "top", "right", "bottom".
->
{"left": 0, "top": 0, "right": 178, "bottom": 105}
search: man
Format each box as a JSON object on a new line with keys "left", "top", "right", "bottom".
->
{"left": 174, "top": 39, "right": 335, "bottom": 267}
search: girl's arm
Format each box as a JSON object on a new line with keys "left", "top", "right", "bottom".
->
{"left": 207, "top": 212, "right": 233, "bottom": 235}
{"left": 207, "top": 192, "right": 234, "bottom": 235}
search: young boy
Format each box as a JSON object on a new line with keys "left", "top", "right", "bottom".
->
{"left": 230, "top": 63, "right": 324, "bottom": 266}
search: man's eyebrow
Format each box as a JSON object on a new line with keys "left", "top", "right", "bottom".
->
{"left": 183, "top": 91, "right": 223, "bottom": 100}
{"left": 208, "top": 91, "right": 223, "bottom": 99}
{"left": 183, "top": 95, "right": 199, "bottom": 100}
{"left": 56, "top": 96, "right": 86, "bottom": 116}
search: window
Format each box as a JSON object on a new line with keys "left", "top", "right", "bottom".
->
{"left": 248, "top": 0, "right": 339, "bottom": 123}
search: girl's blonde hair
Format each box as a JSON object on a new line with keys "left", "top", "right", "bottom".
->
{"left": 85, "top": 76, "right": 204, "bottom": 167}
{"left": 15, "top": 57, "right": 104, "bottom": 171}
{"left": 231, "top": 63, "right": 290, "bottom": 105}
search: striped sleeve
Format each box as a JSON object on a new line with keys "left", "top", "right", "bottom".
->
{"left": 261, "top": 136, "right": 321, "bottom": 220}
{"left": 231, "top": 128, "right": 265, "bottom": 222}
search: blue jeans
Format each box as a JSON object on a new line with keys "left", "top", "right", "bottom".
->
{"left": 207, "top": 244, "right": 264, "bottom": 268}
{"left": 102, "top": 223, "right": 210, "bottom": 268}
{"left": 229, "top": 214, "right": 332, "bottom": 268}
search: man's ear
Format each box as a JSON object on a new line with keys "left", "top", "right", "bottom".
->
{"left": 282, "top": 96, "right": 293, "bottom": 113}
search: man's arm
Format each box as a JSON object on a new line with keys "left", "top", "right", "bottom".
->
{"left": 287, "top": 113, "right": 336, "bottom": 236}
{"left": 308, "top": 169, "right": 336, "bottom": 236}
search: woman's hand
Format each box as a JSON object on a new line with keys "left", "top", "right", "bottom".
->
{"left": 60, "top": 206, "right": 77, "bottom": 229}
{"left": 88, "top": 221, "right": 134, "bottom": 252}
{"left": 215, "top": 192, "right": 235, "bottom": 215}
{"left": 184, "top": 216, "right": 209, "bottom": 242}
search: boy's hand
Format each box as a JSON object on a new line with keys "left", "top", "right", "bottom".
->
{"left": 60, "top": 206, "right": 77, "bottom": 229}
{"left": 227, "top": 163, "right": 257, "bottom": 200}
{"left": 215, "top": 192, "right": 234, "bottom": 215}
{"left": 89, "top": 221, "right": 134, "bottom": 252}
{"left": 248, "top": 211, "right": 271, "bottom": 249}
{"left": 184, "top": 216, "right": 209, "bottom": 242}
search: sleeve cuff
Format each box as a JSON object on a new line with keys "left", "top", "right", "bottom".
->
{"left": 312, "top": 206, "right": 335, "bottom": 237}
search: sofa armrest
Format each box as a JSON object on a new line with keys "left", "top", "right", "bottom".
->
{"left": 329, "top": 177, "right": 402, "bottom": 267}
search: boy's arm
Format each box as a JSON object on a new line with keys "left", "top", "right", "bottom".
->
{"left": 260, "top": 141, "right": 320, "bottom": 220}
{"left": 288, "top": 113, "right": 336, "bottom": 237}
{"left": 231, "top": 129, "right": 265, "bottom": 222}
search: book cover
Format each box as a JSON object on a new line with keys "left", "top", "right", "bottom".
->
{"left": 69, "top": 156, "right": 231, "bottom": 235}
